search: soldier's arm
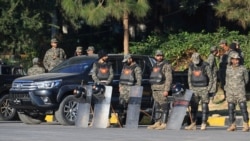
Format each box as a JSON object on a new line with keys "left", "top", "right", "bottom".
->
{"left": 134, "top": 66, "right": 142, "bottom": 86}
{"left": 207, "top": 55, "right": 213, "bottom": 68}
{"left": 243, "top": 67, "right": 249, "bottom": 85}
{"left": 60, "top": 48, "right": 67, "bottom": 59}
{"left": 43, "top": 52, "right": 49, "bottom": 70}
{"left": 163, "top": 64, "right": 172, "bottom": 92}
{"left": 188, "top": 66, "right": 193, "bottom": 90}
{"left": 206, "top": 65, "right": 213, "bottom": 92}
{"left": 91, "top": 63, "right": 100, "bottom": 83}
{"left": 106, "top": 65, "right": 114, "bottom": 85}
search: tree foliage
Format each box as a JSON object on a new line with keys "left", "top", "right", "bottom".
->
{"left": 0, "top": 0, "right": 56, "bottom": 66}
{"left": 214, "top": 0, "right": 250, "bottom": 29}
{"left": 60, "top": 0, "right": 150, "bottom": 54}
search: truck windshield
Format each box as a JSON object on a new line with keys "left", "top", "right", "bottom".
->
{"left": 49, "top": 56, "right": 97, "bottom": 73}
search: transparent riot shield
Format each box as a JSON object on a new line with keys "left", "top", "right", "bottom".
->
{"left": 92, "top": 86, "right": 113, "bottom": 128}
{"left": 166, "top": 89, "right": 193, "bottom": 130}
{"left": 75, "top": 85, "right": 92, "bottom": 128}
{"left": 125, "top": 86, "right": 143, "bottom": 129}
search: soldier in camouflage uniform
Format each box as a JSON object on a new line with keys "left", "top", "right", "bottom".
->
{"left": 206, "top": 46, "right": 219, "bottom": 100}
{"left": 219, "top": 39, "right": 232, "bottom": 101}
{"left": 186, "top": 52, "right": 212, "bottom": 130}
{"left": 225, "top": 51, "right": 249, "bottom": 132}
{"left": 92, "top": 50, "right": 114, "bottom": 85}
{"left": 147, "top": 50, "right": 172, "bottom": 130}
{"left": 27, "top": 57, "right": 45, "bottom": 75}
{"left": 74, "top": 46, "right": 83, "bottom": 56}
{"left": 119, "top": 54, "right": 142, "bottom": 124}
{"left": 43, "top": 38, "right": 66, "bottom": 71}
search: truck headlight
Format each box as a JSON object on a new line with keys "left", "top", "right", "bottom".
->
{"left": 35, "top": 80, "right": 62, "bottom": 89}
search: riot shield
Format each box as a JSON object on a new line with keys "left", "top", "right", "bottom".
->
{"left": 125, "top": 86, "right": 143, "bottom": 129}
{"left": 92, "top": 86, "right": 113, "bottom": 128}
{"left": 75, "top": 85, "right": 92, "bottom": 128}
{"left": 166, "top": 89, "right": 193, "bottom": 130}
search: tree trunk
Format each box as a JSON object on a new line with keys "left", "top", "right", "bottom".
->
{"left": 123, "top": 12, "right": 129, "bottom": 55}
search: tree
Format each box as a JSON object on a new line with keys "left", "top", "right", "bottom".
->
{"left": 214, "top": 0, "right": 250, "bottom": 29}
{"left": 60, "top": 0, "right": 150, "bottom": 54}
{"left": 0, "top": 0, "right": 56, "bottom": 65}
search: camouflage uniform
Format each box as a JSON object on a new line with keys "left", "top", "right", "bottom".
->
{"left": 27, "top": 65, "right": 45, "bottom": 75}
{"left": 151, "top": 62, "right": 172, "bottom": 106}
{"left": 43, "top": 48, "right": 66, "bottom": 71}
{"left": 119, "top": 63, "right": 142, "bottom": 102}
{"left": 186, "top": 53, "right": 212, "bottom": 130}
{"left": 92, "top": 61, "right": 114, "bottom": 85}
{"left": 225, "top": 51, "right": 249, "bottom": 131}
{"left": 147, "top": 50, "right": 172, "bottom": 130}
{"left": 207, "top": 49, "right": 218, "bottom": 94}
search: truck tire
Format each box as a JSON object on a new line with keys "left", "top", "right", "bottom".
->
{"left": 55, "top": 95, "right": 78, "bottom": 125}
{"left": 0, "top": 94, "right": 17, "bottom": 121}
{"left": 18, "top": 112, "right": 45, "bottom": 124}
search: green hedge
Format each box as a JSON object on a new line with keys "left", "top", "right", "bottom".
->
{"left": 130, "top": 27, "right": 250, "bottom": 70}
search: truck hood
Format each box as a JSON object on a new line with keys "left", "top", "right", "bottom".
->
{"left": 13, "top": 73, "right": 78, "bottom": 82}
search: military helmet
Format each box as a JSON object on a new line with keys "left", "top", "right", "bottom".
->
{"left": 74, "top": 86, "right": 86, "bottom": 98}
{"left": 171, "top": 83, "right": 185, "bottom": 97}
{"left": 229, "top": 51, "right": 240, "bottom": 59}
{"left": 92, "top": 84, "right": 105, "bottom": 100}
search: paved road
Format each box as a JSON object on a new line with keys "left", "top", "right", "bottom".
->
{"left": 0, "top": 121, "right": 249, "bottom": 141}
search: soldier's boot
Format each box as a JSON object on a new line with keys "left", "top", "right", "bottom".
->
{"left": 147, "top": 121, "right": 161, "bottom": 129}
{"left": 242, "top": 122, "right": 249, "bottom": 132}
{"left": 200, "top": 123, "right": 207, "bottom": 130}
{"left": 185, "top": 103, "right": 198, "bottom": 130}
{"left": 227, "top": 123, "right": 236, "bottom": 131}
{"left": 239, "top": 102, "right": 249, "bottom": 132}
{"left": 200, "top": 103, "right": 209, "bottom": 130}
{"left": 155, "top": 111, "right": 168, "bottom": 130}
{"left": 227, "top": 103, "right": 236, "bottom": 131}
{"left": 185, "top": 122, "right": 196, "bottom": 130}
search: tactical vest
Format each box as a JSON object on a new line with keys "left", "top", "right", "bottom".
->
{"left": 95, "top": 62, "right": 111, "bottom": 81}
{"left": 190, "top": 62, "right": 209, "bottom": 87}
{"left": 119, "top": 64, "right": 137, "bottom": 86}
{"left": 149, "top": 61, "right": 166, "bottom": 84}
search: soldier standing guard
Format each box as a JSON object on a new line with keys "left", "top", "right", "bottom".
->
{"left": 27, "top": 57, "right": 45, "bottom": 75}
{"left": 219, "top": 39, "right": 232, "bottom": 101}
{"left": 43, "top": 38, "right": 66, "bottom": 71}
{"left": 225, "top": 51, "right": 249, "bottom": 132}
{"left": 206, "top": 46, "right": 219, "bottom": 100}
{"left": 119, "top": 54, "right": 142, "bottom": 124}
{"left": 92, "top": 50, "right": 114, "bottom": 86}
{"left": 147, "top": 50, "right": 172, "bottom": 130}
{"left": 186, "top": 52, "right": 212, "bottom": 130}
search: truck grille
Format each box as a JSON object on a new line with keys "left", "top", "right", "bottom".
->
{"left": 9, "top": 93, "right": 30, "bottom": 100}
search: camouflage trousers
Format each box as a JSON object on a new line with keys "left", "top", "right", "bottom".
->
{"left": 152, "top": 90, "right": 168, "bottom": 106}
{"left": 191, "top": 89, "right": 209, "bottom": 104}
{"left": 226, "top": 93, "right": 247, "bottom": 104}
{"left": 119, "top": 84, "right": 131, "bottom": 103}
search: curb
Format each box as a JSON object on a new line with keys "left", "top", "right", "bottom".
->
{"left": 45, "top": 115, "right": 250, "bottom": 127}
{"left": 208, "top": 116, "right": 250, "bottom": 126}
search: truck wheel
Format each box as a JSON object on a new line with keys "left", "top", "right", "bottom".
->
{"left": 0, "top": 94, "right": 17, "bottom": 121}
{"left": 18, "top": 112, "right": 45, "bottom": 124}
{"left": 55, "top": 95, "right": 78, "bottom": 125}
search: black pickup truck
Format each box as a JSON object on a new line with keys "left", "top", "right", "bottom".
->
{"left": 0, "top": 65, "right": 26, "bottom": 121}
{"left": 9, "top": 55, "right": 188, "bottom": 125}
